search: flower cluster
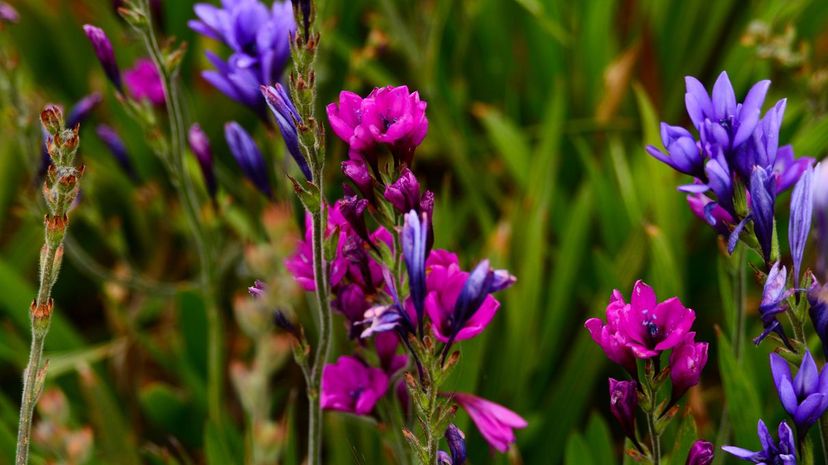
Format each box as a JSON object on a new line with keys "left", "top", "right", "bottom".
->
{"left": 279, "top": 85, "right": 525, "bottom": 456}
{"left": 770, "top": 350, "right": 828, "bottom": 434}
{"left": 586, "top": 281, "right": 709, "bottom": 457}
{"left": 647, "top": 72, "right": 814, "bottom": 264}
{"left": 189, "top": 0, "right": 295, "bottom": 119}
{"left": 327, "top": 86, "right": 428, "bottom": 167}
{"left": 723, "top": 420, "right": 796, "bottom": 465}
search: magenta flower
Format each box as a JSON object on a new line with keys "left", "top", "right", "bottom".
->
{"left": 124, "top": 58, "right": 165, "bottom": 106}
{"left": 615, "top": 280, "right": 695, "bottom": 359}
{"left": 423, "top": 250, "right": 501, "bottom": 343}
{"left": 320, "top": 356, "right": 389, "bottom": 416}
{"left": 584, "top": 290, "right": 637, "bottom": 374}
{"left": 326, "top": 86, "right": 428, "bottom": 165}
{"left": 686, "top": 440, "right": 714, "bottom": 465}
{"left": 284, "top": 204, "right": 349, "bottom": 291}
{"left": 669, "top": 333, "right": 709, "bottom": 401}
{"left": 453, "top": 393, "right": 527, "bottom": 453}
{"left": 188, "top": 123, "right": 217, "bottom": 198}
{"left": 0, "top": 2, "right": 19, "bottom": 24}
{"left": 374, "top": 331, "right": 408, "bottom": 376}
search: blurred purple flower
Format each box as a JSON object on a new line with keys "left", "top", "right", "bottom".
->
{"left": 124, "top": 58, "right": 165, "bottom": 106}
{"left": 83, "top": 25, "right": 122, "bottom": 91}
{"left": 67, "top": 92, "right": 102, "bottom": 128}
{"left": 723, "top": 420, "right": 796, "bottom": 464}
{"left": 189, "top": 0, "right": 295, "bottom": 118}
{"left": 96, "top": 124, "right": 138, "bottom": 181}
{"left": 320, "top": 355, "right": 388, "bottom": 416}
{"left": 809, "top": 278, "right": 828, "bottom": 357}
{"left": 0, "top": 2, "right": 19, "bottom": 24}
{"left": 444, "top": 424, "right": 467, "bottom": 465}
{"left": 248, "top": 279, "right": 266, "bottom": 298}
{"left": 453, "top": 393, "right": 527, "bottom": 453}
{"left": 771, "top": 350, "right": 828, "bottom": 433}
{"left": 188, "top": 123, "right": 217, "bottom": 197}
{"left": 224, "top": 121, "right": 272, "bottom": 197}
{"left": 815, "top": 163, "right": 828, "bottom": 280}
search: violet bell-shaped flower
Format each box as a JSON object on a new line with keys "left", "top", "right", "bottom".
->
{"left": 444, "top": 424, "right": 467, "bottom": 465}
{"left": 402, "top": 210, "right": 429, "bottom": 332}
{"left": 748, "top": 165, "right": 777, "bottom": 263}
{"left": 669, "top": 333, "right": 709, "bottom": 402}
{"left": 189, "top": 0, "right": 295, "bottom": 118}
{"left": 224, "top": 121, "right": 272, "bottom": 198}
{"left": 723, "top": 420, "right": 796, "bottom": 465}
{"left": 770, "top": 350, "right": 828, "bottom": 433}
{"left": 453, "top": 393, "right": 527, "bottom": 453}
{"left": 789, "top": 166, "right": 814, "bottom": 287}
{"left": 188, "top": 123, "right": 217, "bottom": 198}
{"left": 754, "top": 261, "right": 794, "bottom": 346}
{"left": 320, "top": 355, "right": 388, "bottom": 416}
{"left": 261, "top": 84, "right": 312, "bottom": 180}
{"left": 124, "top": 58, "right": 165, "bottom": 106}
{"left": 646, "top": 123, "right": 705, "bottom": 178}
{"left": 82, "top": 25, "right": 122, "bottom": 91}
{"left": 686, "top": 440, "right": 714, "bottom": 465}
{"left": 609, "top": 378, "right": 638, "bottom": 443}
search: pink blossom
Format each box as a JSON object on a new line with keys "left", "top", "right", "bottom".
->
{"left": 453, "top": 393, "right": 527, "bottom": 453}
{"left": 320, "top": 356, "right": 389, "bottom": 416}
{"left": 124, "top": 58, "right": 165, "bottom": 106}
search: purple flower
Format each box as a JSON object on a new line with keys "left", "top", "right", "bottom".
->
{"left": 327, "top": 86, "right": 428, "bottom": 165}
{"left": 248, "top": 279, "right": 266, "bottom": 298}
{"left": 96, "top": 124, "right": 138, "bottom": 181}
{"left": 374, "top": 331, "right": 407, "bottom": 376}
{"left": 385, "top": 169, "right": 422, "bottom": 213}
{"left": 124, "top": 58, "right": 165, "bottom": 106}
{"left": 261, "top": 84, "right": 312, "bottom": 180}
{"left": 809, "top": 278, "right": 828, "bottom": 357}
{"left": 646, "top": 123, "right": 704, "bottom": 178}
{"left": 342, "top": 159, "right": 374, "bottom": 200}
{"left": 609, "top": 378, "right": 638, "bottom": 443}
{"left": 605, "top": 281, "right": 695, "bottom": 359}
{"left": 814, "top": 163, "right": 828, "bottom": 280}
{"left": 285, "top": 204, "right": 349, "bottom": 291}
{"left": 444, "top": 424, "right": 467, "bottom": 465}
{"left": 771, "top": 350, "right": 828, "bottom": 433}
{"left": 402, "top": 210, "right": 429, "bottom": 330}
{"left": 0, "top": 2, "right": 19, "bottom": 24}
{"left": 224, "top": 121, "right": 272, "bottom": 197}
{"left": 685, "top": 72, "right": 769, "bottom": 152}
{"left": 749, "top": 165, "right": 777, "bottom": 264}
{"left": 723, "top": 420, "right": 796, "bottom": 464}
{"left": 686, "top": 440, "right": 714, "bottom": 465}
{"left": 774, "top": 145, "right": 815, "bottom": 194}
{"left": 188, "top": 123, "right": 217, "bottom": 198}
{"left": 453, "top": 393, "right": 527, "bottom": 453}
{"left": 669, "top": 333, "right": 708, "bottom": 401}
{"left": 320, "top": 355, "right": 389, "bottom": 416}
{"left": 82, "top": 25, "right": 122, "bottom": 91}
{"left": 585, "top": 290, "right": 637, "bottom": 374}
{"left": 339, "top": 195, "right": 372, "bottom": 245}
{"left": 189, "top": 0, "right": 295, "bottom": 117}
{"left": 755, "top": 261, "right": 794, "bottom": 345}
{"left": 686, "top": 193, "right": 734, "bottom": 236}
{"left": 789, "top": 165, "right": 814, "bottom": 287}
{"left": 425, "top": 255, "right": 515, "bottom": 344}
{"left": 66, "top": 92, "right": 102, "bottom": 128}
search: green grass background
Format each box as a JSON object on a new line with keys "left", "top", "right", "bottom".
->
{"left": 1, "top": 0, "right": 828, "bottom": 464}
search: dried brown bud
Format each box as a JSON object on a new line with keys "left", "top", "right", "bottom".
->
{"left": 31, "top": 299, "right": 54, "bottom": 319}
{"left": 404, "top": 372, "right": 417, "bottom": 390}
{"left": 40, "top": 104, "right": 64, "bottom": 134}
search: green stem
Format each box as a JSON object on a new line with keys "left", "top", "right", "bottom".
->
{"left": 818, "top": 415, "right": 828, "bottom": 465}
{"left": 645, "top": 407, "right": 661, "bottom": 465}
{"left": 734, "top": 247, "right": 747, "bottom": 360}
{"left": 15, "top": 332, "right": 46, "bottom": 465}
{"left": 136, "top": 0, "right": 223, "bottom": 423}
{"left": 307, "top": 201, "right": 332, "bottom": 465}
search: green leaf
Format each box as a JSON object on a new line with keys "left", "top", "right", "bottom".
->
{"left": 564, "top": 432, "right": 595, "bottom": 465}
{"left": 474, "top": 104, "right": 532, "bottom": 190}
{"left": 585, "top": 413, "right": 617, "bottom": 465}
{"left": 717, "top": 332, "right": 762, "bottom": 449}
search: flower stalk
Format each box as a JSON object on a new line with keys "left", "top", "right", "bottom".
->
{"left": 15, "top": 105, "right": 84, "bottom": 465}
{"left": 122, "top": 0, "right": 223, "bottom": 423}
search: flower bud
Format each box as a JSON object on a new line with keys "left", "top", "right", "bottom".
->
{"left": 444, "top": 424, "right": 466, "bottom": 465}
{"left": 609, "top": 378, "right": 638, "bottom": 442}
{"left": 40, "top": 104, "right": 64, "bottom": 135}
{"left": 384, "top": 168, "right": 421, "bottom": 214}
{"left": 669, "top": 333, "right": 708, "bottom": 401}
{"left": 685, "top": 440, "right": 714, "bottom": 465}
{"left": 82, "top": 25, "right": 122, "bottom": 91}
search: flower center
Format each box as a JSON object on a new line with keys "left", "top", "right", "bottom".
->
{"left": 382, "top": 115, "right": 397, "bottom": 132}
{"left": 641, "top": 309, "right": 660, "bottom": 345}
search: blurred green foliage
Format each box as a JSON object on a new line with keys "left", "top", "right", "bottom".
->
{"left": 1, "top": 0, "right": 828, "bottom": 464}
